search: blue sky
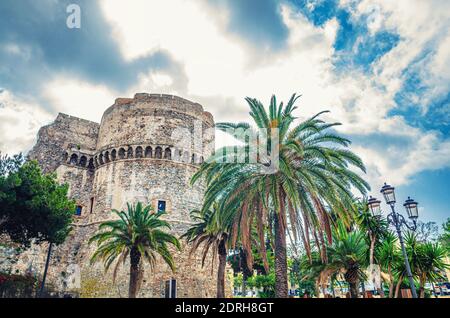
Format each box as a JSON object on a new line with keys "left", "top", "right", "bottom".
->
{"left": 0, "top": 0, "right": 449, "bottom": 227}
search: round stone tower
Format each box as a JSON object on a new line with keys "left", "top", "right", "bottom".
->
{"left": 74, "top": 93, "right": 217, "bottom": 297}
{"left": 90, "top": 93, "right": 214, "bottom": 230}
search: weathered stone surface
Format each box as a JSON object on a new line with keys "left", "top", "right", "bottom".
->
{"left": 4, "top": 94, "right": 232, "bottom": 298}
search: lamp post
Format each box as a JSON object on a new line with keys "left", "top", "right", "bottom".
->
{"left": 367, "top": 183, "right": 419, "bottom": 299}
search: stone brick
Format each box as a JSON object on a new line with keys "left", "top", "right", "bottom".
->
{"left": 4, "top": 93, "right": 232, "bottom": 298}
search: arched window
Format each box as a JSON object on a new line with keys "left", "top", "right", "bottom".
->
{"left": 127, "top": 147, "right": 134, "bottom": 159}
{"left": 79, "top": 156, "right": 87, "bottom": 167}
{"left": 63, "top": 152, "right": 69, "bottom": 163}
{"left": 191, "top": 154, "right": 196, "bottom": 164}
{"left": 88, "top": 158, "right": 95, "bottom": 170}
{"left": 200, "top": 156, "right": 204, "bottom": 164}
{"left": 104, "top": 151, "right": 110, "bottom": 163}
{"left": 118, "top": 148, "right": 126, "bottom": 159}
{"left": 136, "top": 146, "right": 143, "bottom": 158}
{"left": 70, "top": 154, "right": 78, "bottom": 165}
{"left": 99, "top": 154, "right": 104, "bottom": 165}
{"left": 111, "top": 149, "right": 117, "bottom": 161}
{"left": 164, "top": 148, "right": 172, "bottom": 160}
{"left": 145, "top": 146, "right": 152, "bottom": 158}
{"left": 155, "top": 147, "right": 163, "bottom": 159}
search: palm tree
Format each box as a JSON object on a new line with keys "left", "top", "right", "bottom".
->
{"left": 192, "top": 94, "right": 369, "bottom": 297}
{"left": 355, "top": 198, "right": 388, "bottom": 296}
{"left": 89, "top": 202, "right": 180, "bottom": 298}
{"left": 182, "top": 206, "right": 229, "bottom": 298}
{"left": 325, "top": 223, "right": 368, "bottom": 298}
{"left": 376, "top": 231, "right": 401, "bottom": 297}
{"left": 416, "top": 242, "right": 449, "bottom": 298}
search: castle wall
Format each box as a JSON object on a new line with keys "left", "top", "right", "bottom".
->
{"left": 5, "top": 93, "right": 230, "bottom": 298}
{"left": 27, "top": 113, "right": 99, "bottom": 173}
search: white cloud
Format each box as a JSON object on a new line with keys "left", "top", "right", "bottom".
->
{"left": 0, "top": 90, "right": 53, "bottom": 154}
{"left": 1, "top": 0, "right": 449, "bottom": 191}
{"left": 42, "top": 76, "right": 118, "bottom": 122}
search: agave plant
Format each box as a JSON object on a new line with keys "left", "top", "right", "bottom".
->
{"left": 192, "top": 94, "right": 369, "bottom": 297}
{"left": 89, "top": 202, "right": 180, "bottom": 298}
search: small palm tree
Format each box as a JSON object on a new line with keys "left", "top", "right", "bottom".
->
{"left": 182, "top": 206, "right": 229, "bottom": 298}
{"left": 355, "top": 197, "right": 388, "bottom": 296}
{"left": 325, "top": 223, "right": 368, "bottom": 298}
{"left": 376, "top": 231, "right": 401, "bottom": 297}
{"left": 89, "top": 202, "right": 180, "bottom": 298}
{"left": 416, "top": 242, "right": 449, "bottom": 297}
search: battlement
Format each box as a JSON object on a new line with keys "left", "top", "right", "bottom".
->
{"left": 103, "top": 93, "right": 211, "bottom": 122}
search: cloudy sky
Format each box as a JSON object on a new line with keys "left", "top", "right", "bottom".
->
{"left": 0, "top": 0, "right": 449, "bottom": 226}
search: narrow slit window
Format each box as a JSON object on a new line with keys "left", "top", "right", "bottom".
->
{"left": 157, "top": 200, "right": 166, "bottom": 213}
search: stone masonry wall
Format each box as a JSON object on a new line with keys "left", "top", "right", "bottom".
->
{"left": 5, "top": 93, "right": 231, "bottom": 298}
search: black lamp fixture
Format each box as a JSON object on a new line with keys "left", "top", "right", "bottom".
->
{"left": 367, "top": 196, "right": 382, "bottom": 216}
{"left": 404, "top": 197, "right": 419, "bottom": 220}
{"left": 380, "top": 182, "right": 396, "bottom": 205}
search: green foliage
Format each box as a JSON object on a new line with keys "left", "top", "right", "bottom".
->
{"left": 376, "top": 231, "right": 401, "bottom": 272}
{"left": 89, "top": 202, "right": 181, "bottom": 277}
{"left": 192, "top": 93, "right": 370, "bottom": 297}
{"left": 182, "top": 204, "right": 229, "bottom": 268}
{"left": 439, "top": 218, "right": 450, "bottom": 254}
{"left": 326, "top": 226, "right": 368, "bottom": 282}
{"left": 0, "top": 160, "right": 75, "bottom": 247}
{"left": 0, "top": 153, "right": 24, "bottom": 176}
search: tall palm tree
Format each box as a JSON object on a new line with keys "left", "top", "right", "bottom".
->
{"left": 192, "top": 94, "right": 369, "bottom": 297}
{"left": 182, "top": 206, "right": 229, "bottom": 298}
{"left": 89, "top": 202, "right": 180, "bottom": 298}
{"left": 325, "top": 223, "right": 368, "bottom": 298}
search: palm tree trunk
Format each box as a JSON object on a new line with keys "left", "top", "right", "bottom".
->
{"left": 388, "top": 267, "right": 394, "bottom": 298}
{"left": 419, "top": 274, "right": 426, "bottom": 298}
{"left": 129, "top": 247, "right": 141, "bottom": 298}
{"left": 394, "top": 274, "right": 403, "bottom": 298}
{"left": 217, "top": 239, "right": 227, "bottom": 298}
{"left": 348, "top": 281, "right": 359, "bottom": 298}
{"left": 361, "top": 280, "right": 366, "bottom": 298}
{"left": 274, "top": 211, "right": 288, "bottom": 298}
{"left": 369, "top": 234, "right": 375, "bottom": 267}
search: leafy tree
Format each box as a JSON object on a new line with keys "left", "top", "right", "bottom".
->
{"left": 89, "top": 202, "right": 180, "bottom": 298}
{"left": 182, "top": 205, "right": 229, "bottom": 298}
{"left": 0, "top": 153, "right": 24, "bottom": 177}
{"left": 415, "top": 221, "right": 439, "bottom": 243}
{"left": 193, "top": 94, "right": 369, "bottom": 297}
{"left": 439, "top": 218, "right": 450, "bottom": 253}
{"left": 0, "top": 159, "right": 75, "bottom": 296}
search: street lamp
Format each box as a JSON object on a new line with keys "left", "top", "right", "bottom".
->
{"left": 367, "top": 183, "right": 419, "bottom": 298}
{"left": 367, "top": 196, "right": 381, "bottom": 216}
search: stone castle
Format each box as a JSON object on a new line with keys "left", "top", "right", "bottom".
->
{"left": 15, "top": 93, "right": 227, "bottom": 297}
